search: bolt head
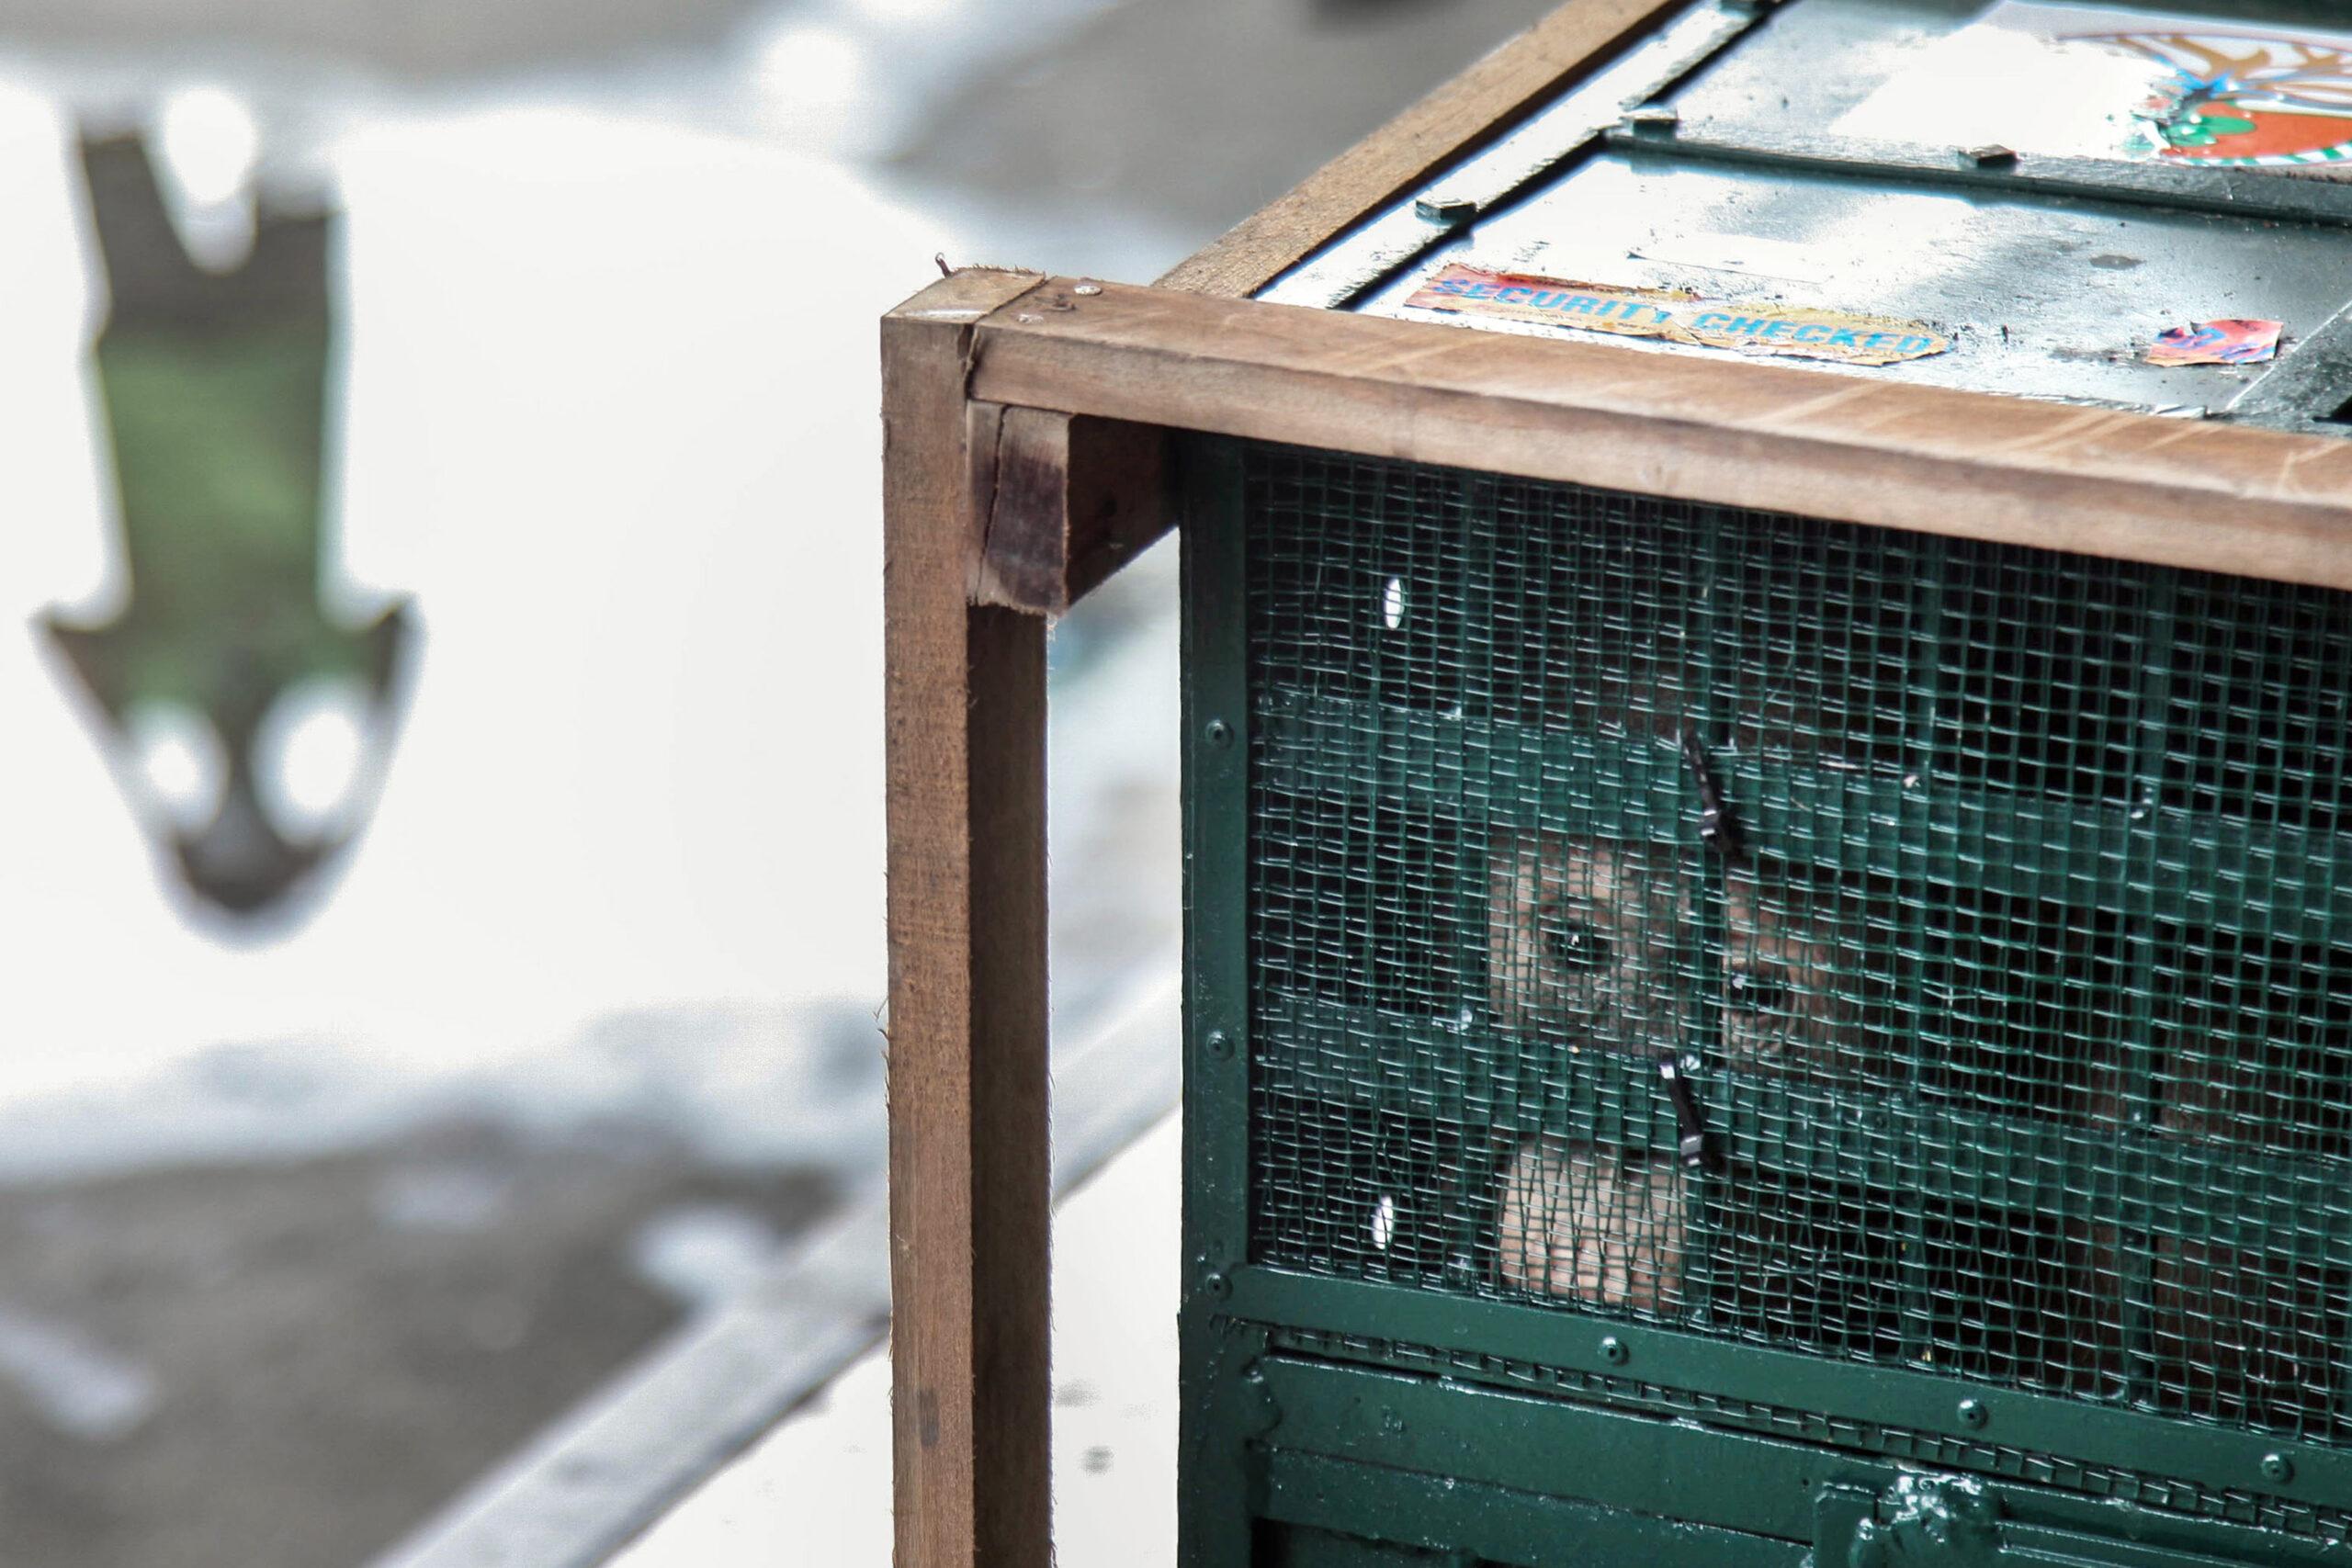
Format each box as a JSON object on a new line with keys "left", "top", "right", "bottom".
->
{"left": 1600, "top": 1336, "right": 1629, "bottom": 1366}
{"left": 1205, "top": 1029, "right": 1234, "bottom": 1061}
{"left": 2263, "top": 1453, "right": 2295, "bottom": 1484}
{"left": 1957, "top": 1398, "right": 1988, "bottom": 1429}
{"left": 1203, "top": 1271, "right": 1231, "bottom": 1302}
{"left": 1204, "top": 719, "right": 1234, "bottom": 748}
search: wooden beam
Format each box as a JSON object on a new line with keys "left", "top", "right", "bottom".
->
{"left": 1159, "top": 0, "right": 1685, "bottom": 299}
{"left": 882, "top": 265, "right": 1054, "bottom": 1568}
{"left": 969, "top": 404, "right": 1170, "bottom": 615}
{"left": 963, "top": 279, "right": 2352, "bottom": 592}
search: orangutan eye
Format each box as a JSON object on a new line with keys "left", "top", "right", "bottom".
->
{"left": 1727, "top": 964, "right": 1791, "bottom": 1014}
{"left": 1544, "top": 918, "right": 1612, "bottom": 973}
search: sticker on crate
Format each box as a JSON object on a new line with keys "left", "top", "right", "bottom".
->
{"left": 1838, "top": 4, "right": 2352, "bottom": 171}
{"left": 1401, "top": 265, "right": 1951, "bottom": 366}
{"left": 2146, "top": 318, "right": 2283, "bottom": 366}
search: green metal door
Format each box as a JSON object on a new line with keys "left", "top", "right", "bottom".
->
{"left": 1178, "top": 434, "right": 2352, "bottom": 1566}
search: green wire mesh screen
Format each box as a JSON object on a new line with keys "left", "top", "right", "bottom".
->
{"left": 1237, "top": 442, "right": 2352, "bottom": 1450}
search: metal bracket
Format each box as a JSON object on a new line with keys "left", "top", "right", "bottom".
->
{"left": 1260, "top": 0, "right": 1769, "bottom": 309}
{"left": 1605, "top": 127, "right": 2352, "bottom": 231}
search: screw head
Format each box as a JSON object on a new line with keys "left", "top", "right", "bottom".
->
{"left": 1204, "top": 718, "right": 1234, "bottom": 749}
{"left": 1600, "top": 1336, "right": 1629, "bottom": 1366}
{"left": 1202, "top": 1271, "right": 1231, "bottom": 1302}
{"left": 2262, "top": 1452, "right": 2295, "bottom": 1484}
{"left": 1957, "top": 1398, "right": 1988, "bottom": 1430}
{"left": 1205, "top": 1029, "right": 1234, "bottom": 1061}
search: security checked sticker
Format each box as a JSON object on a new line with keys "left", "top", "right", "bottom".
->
{"left": 1402, "top": 265, "right": 1951, "bottom": 367}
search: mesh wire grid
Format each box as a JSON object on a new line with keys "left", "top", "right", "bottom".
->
{"left": 1235, "top": 442, "right": 2352, "bottom": 1450}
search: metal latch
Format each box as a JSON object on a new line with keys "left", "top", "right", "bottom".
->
{"left": 1667, "top": 723, "right": 1746, "bottom": 1174}
{"left": 1819, "top": 1475, "right": 2003, "bottom": 1567}
{"left": 1815, "top": 1473, "right": 2258, "bottom": 1567}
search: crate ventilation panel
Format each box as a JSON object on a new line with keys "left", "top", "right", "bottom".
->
{"left": 1239, "top": 442, "right": 2352, "bottom": 1448}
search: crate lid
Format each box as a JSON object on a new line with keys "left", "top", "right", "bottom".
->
{"left": 1264, "top": 0, "right": 2352, "bottom": 432}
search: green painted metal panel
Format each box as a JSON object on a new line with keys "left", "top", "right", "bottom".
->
{"left": 1257, "top": 1523, "right": 1452, "bottom": 1567}
{"left": 1265, "top": 1450, "right": 1808, "bottom": 1567}
{"left": 1255, "top": 1358, "right": 2335, "bottom": 1566}
{"left": 1182, "top": 436, "right": 1267, "bottom": 1568}
{"left": 1182, "top": 419, "right": 1255, "bottom": 1292}
{"left": 1231, "top": 1267, "right": 2352, "bottom": 1510}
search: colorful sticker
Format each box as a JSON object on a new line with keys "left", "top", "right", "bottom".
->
{"left": 2089, "top": 29, "right": 2352, "bottom": 167}
{"left": 2146, "top": 319, "right": 2283, "bottom": 366}
{"left": 1837, "top": 5, "right": 2352, "bottom": 170}
{"left": 1401, "top": 265, "right": 1951, "bottom": 367}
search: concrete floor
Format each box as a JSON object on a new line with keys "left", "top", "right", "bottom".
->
{"left": 611, "top": 1113, "right": 1183, "bottom": 1568}
{"left": 0, "top": 1127, "right": 834, "bottom": 1568}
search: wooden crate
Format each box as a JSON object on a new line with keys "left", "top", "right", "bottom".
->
{"left": 881, "top": 4, "right": 2352, "bottom": 1563}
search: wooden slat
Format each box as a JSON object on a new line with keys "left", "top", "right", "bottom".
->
{"left": 1158, "top": 0, "right": 1685, "bottom": 299}
{"left": 965, "top": 279, "right": 2352, "bottom": 591}
{"left": 968, "top": 404, "right": 1170, "bottom": 615}
{"left": 882, "top": 266, "right": 1054, "bottom": 1568}
{"left": 1062, "top": 416, "right": 1171, "bottom": 606}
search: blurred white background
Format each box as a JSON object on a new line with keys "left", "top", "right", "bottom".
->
{"left": 0, "top": 0, "right": 1554, "bottom": 1561}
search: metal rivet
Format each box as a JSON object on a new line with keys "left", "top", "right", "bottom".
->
{"left": 1206, "top": 1029, "right": 1234, "bottom": 1061}
{"left": 2263, "top": 1453, "right": 2295, "bottom": 1484}
{"left": 1958, "top": 1398, "right": 1988, "bottom": 1429}
{"left": 1073, "top": 283, "right": 1102, "bottom": 296}
{"left": 1203, "top": 1271, "right": 1231, "bottom": 1302}
{"left": 1413, "top": 195, "right": 1476, "bottom": 224}
{"left": 1600, "top": 1336, "right": 1629, "bottom": 1366}
{"left": 1204, "top": 719, "right": 1234, "bottom": 748}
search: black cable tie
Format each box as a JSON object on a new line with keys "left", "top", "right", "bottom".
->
{"left": 1657, "top": 1055, "right": 1721, "bottom": 1174}
{"left": 1679, "top": 722, "right": 1749, "bottom": 864}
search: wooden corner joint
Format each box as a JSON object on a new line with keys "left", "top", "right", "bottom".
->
{"left": 967, "top": 402, "right": 1169, "bottom": 616}
{"left": 888, "top": 268, "right": 1170, "bottom": 618}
